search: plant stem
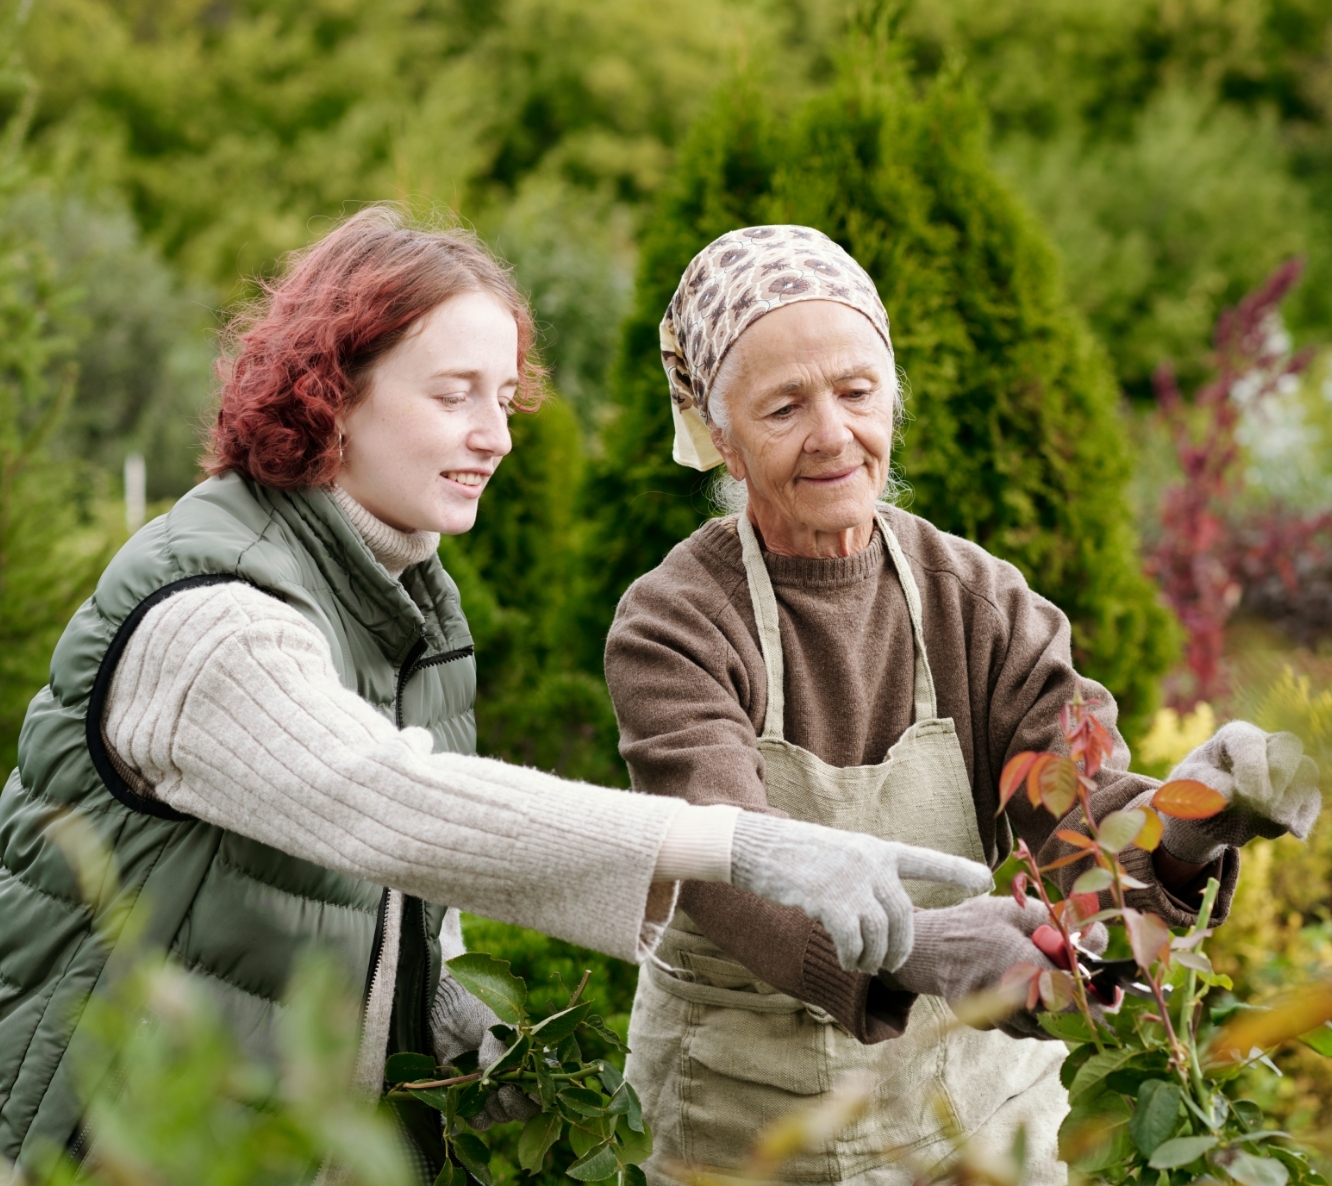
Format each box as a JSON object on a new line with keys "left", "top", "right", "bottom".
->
{"left": 394, "top": 1065, "right": 602, "bottom": 1094}
{"left": 569, "top": 969, "right": 591, "bottom": 1008}
{"left": 1180, "top": 877, "right": 1221, "bottom": 1105}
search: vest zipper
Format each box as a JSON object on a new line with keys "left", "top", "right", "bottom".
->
{"left": 393, "top": 635, "right": 474, "bottom": 730}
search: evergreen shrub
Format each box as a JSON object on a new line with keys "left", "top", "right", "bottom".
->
{"left": 583, "top": 59, "right": 1178, "bottom": 736}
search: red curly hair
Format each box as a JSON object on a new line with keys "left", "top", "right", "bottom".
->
{"left": 207, "top": 205, "right": 545, "bottom": 489}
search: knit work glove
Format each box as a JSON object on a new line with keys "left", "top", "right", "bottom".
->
{"left": 429, "top": 971, "right": 539, "bottom": 1131}
{"left": 729, "top": 812, "right": 994, "bottom": 975}
{"left": 1161, "top": 722, "right": 1321, "bottom": 865}
{"left": 884, "top": 896, "right": 1109, "bottom": 1040}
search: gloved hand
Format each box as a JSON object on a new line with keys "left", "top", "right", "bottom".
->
{"left": 729, "top": 812, "right": 995, "bottom": 975}
{"left": 1161, "top": 722, "right": 1321, "bottom": 865}
{"left": 429, "top": 969, "right": 538, "bottom": 1131}
{"left": 884, "top": 896, "right": 1108, "bottom": 1040}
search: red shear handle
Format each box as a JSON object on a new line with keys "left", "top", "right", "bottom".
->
{"left": 1031, "top": 923, "right": 1120, "bottom": 1007}
{"left": 1031, "top": 924, "right": 1071, "bottom": 969}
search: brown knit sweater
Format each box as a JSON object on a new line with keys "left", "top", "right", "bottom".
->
{"left": 605, "top": 507, "right": 1237, "bottom": 1043}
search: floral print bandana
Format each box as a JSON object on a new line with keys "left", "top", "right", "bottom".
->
{"left": 659, "top": 225, "right": 894, "bottom": 470}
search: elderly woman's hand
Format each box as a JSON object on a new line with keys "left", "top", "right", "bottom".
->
{"left": 1160, "top": 722, "right": 1321, "bottom": 865}
{"left": 729, "top": 812, "right": 994, "bottom": 975}
{"left": 884, "top": 897, "right": 1109, "bottom": 1040}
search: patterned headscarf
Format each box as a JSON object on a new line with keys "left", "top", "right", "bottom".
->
{"left": 660, "top": 225, "right": 894, "bottom": 470}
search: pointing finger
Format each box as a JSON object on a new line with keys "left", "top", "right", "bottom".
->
{"left": 892, "top": 846, "right": 994, "bottom": 893}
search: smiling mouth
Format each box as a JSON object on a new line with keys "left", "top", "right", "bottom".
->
{"left": 800, "top": 466, "right": 860, "bottom": 484}
{"left": 442, "top": 470, "right": 490, "bottom": 488}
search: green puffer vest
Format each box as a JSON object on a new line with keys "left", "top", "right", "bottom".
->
{"left": 0, "top": 472, "right": 476, "bottom": 1171}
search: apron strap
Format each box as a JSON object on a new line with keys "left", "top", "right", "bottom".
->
{"left": 735, "top": 510, "right": 940, "bottom": 736}
{"left": 736, "top": 514, "right": 786, "bottom": 741}
{"left": 877, "top": 513, "right": 938, "bottom": 722}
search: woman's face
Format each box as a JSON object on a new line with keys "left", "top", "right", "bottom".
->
{"left": 338, "top": 290, "right": 518, "bottom": 535}
{"left": 709, "top": 300, "right": 895, "bottom": 553}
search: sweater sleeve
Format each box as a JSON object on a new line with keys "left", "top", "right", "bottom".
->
{"left": 103, "top": 582, "right": 682, "bottom": 964}
{"left": 606, "top": 574, "right": 912, "bottom": 1043}
{"left": 978, "top": 564, "right": 1239, "bottom": 927}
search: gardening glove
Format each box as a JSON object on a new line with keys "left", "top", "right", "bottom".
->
{"left": 883, "top": 896, "right": 1109, "bottom": 1041}
{"left": 1160, "top": 722, "right": 1321, "bottom": 865}
{"left": 429, "top": 969, "right": 539, "bottom": 1132}
{"left": 729, "top": 812, "right": 995, "bottom": 975}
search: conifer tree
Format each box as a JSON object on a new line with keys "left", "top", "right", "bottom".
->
{"left": 582, "top": 59, "right": 1178, "bottom": 735}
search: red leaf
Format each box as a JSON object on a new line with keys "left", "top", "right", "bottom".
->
{"left": 1010, "top": 872, "right": 1029, "bottom": 907}
{"left": 1055, "top": 829, "right": 1096, "bottom": 849}
{"left": 1065, "top": 892, "right": 1101, "bottom": 930}
{"left": 1153, "top": 779, "right": 1228, "bottom": 820}
{"left": 1035, "top": 756, "right": 1079, "bottom": 818}
{"left": 1025, "top": 755, "right": 1055, "bottom": 810}
{"left": 998, "top": 752, "right": 1040, "bottom": 813}
{"left": 1123, "top": 908, "right": 1172, "bottom": 972}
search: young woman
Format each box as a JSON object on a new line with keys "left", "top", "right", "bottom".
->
{"left": 0, "top": 207, "right": 992, "bottom": 1180}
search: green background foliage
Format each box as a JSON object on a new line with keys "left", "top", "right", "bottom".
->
{"left": 1, "top": 0, "right": 1331, "bottom": 1173}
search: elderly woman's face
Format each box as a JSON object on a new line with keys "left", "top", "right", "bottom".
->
{"left": 710, "top": 300, "right": 894, "bottom": 544}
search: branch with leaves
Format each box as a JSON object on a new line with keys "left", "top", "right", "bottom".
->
{"left": 385, "top": 954, "right": 652, "bottom": 1186}
{"left": 997, "top": 693, "right": 1332, "bottom": 1183}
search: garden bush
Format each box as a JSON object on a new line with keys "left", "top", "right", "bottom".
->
{"left": 581, "top": 54, "right": 1178, "bottom": 736}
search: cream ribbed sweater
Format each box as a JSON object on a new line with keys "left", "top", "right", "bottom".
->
{"left": 102, "top": 486, "right": 734, "bottom": 1094}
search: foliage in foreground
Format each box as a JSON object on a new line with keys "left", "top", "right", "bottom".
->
{"left": 387, "top": 955, "right": 650, "bottom": 1186}
{"left": 582, "top": 48, "right": 1178, "bottom": 735}
{"left": 998, "top": 696, "right": 1330, "bottom": 1184}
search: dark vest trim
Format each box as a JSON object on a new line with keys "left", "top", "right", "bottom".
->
{"left": 86, "top": 573, "right": 249, "bottom": 822}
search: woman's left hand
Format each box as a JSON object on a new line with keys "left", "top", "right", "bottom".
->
{"left": 883, "top": 897, "right": 1108, "bottom": 1040}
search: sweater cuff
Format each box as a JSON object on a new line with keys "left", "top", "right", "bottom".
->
{"left": 801, "top": 924, "right": 914, "bottom": 1044}
{"left": 653, "top": 804, "right": 740, "bottom": 883}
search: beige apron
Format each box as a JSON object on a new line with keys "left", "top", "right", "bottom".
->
{"left": 626, "top": 514, "right": 1067, "bottom": 1185}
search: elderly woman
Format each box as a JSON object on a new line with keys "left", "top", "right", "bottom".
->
{"left": 0, "top": 211, "right": 993, "bottom": 1180}
{"left": 605, "top": 226, "right": 1321, "bottom": 1183}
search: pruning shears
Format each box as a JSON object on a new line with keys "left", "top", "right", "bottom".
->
{"left": 1032, "top": 924, "right": 1168, "bottom": 1005}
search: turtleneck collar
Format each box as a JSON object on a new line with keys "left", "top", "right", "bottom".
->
{"left": 329, "top": 485, "right": 441, "bottom": 579}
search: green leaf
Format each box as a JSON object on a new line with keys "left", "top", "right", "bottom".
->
{"left": 1231, "top": 1099, "right": 1264, "bottom": 1131}
{"left": 1069, "top": 1047, "right": 1140, "bottom": 1100}
{"left": 1148, "top": 1134, "right": 1218, "bottom": 1169}
{"left": 517, "top": 1110, "right": 563, "bottom": 1174}
{"left": 623, "top": 1082, "right": 644, "bottom": 1134}
{"left": 585, "top": 1014, "right": 625, "bottom": 1050}
{"left": 456, "top": 1080, "right": 489, "bottom": 1119}
{"left": 531, "top": 1001, "right": 592, "bottom": 1045}
{"left": 452, "top": 1131, "right": 493, "bottom": 1186}
{"left": 1129, "top": 1079, "right": 1183, "bottom": 1156}
{"left": 569, "top": 1118, "right": 611, "bottom": 1157}
{"left": 407, "top": 1087, "right": 454, "bottom": 1114}
{"left": 1227, "top": 1151, "right": 1290, "bottom": 1186}
{"left": 623, "top": 1166, "right": 648, "bottom": 1186}
{"left": 1059, "top": 1090, "right": 1133, "bottom": 1173}
{"left": 558, "top": 1033, "right": 583, "bottom": 1064}
{"left": 1072, "top": 866, "right": 1114, "bottom": 895}
{"left": 1060, "top": 1043, "right": 1096, "bottom": 1091}
{"left": 535, "top": 1059, "right": 558, "bottom": 1110}
{"left": 446, "top": 953, "right": 528, "bottom": 1026}
{"left": 596, "top": 1060, "right": 625, "bottom": 1093}
{"left": 385, "top": 1052, "right": 436, "bottom": 1084}
{"left": 1299, "top": 1021, "right": 1332, "bottom": 1057}
{"left": 434, "top": 1164, "right": 463, "bottom": 1186}
{"left": 567, "top": 1141, "right": 619, "bottom": 1181}
{"left": 1039, "top": 1011, "right": 1096, "bottom": 1044}
{"left": 615, "top": 1113, "right": 653, "bottom": 1165}
{"left": 559, "top": 1086, "right": 607, "bottom": 1118}
{"left": 482, "top": 1034, "right": 529, "bottom": 1078}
